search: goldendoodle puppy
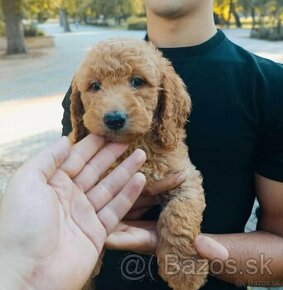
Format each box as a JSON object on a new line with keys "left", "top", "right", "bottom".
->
{"left": 70, "top": 38, "right": 207, "bottom": 290}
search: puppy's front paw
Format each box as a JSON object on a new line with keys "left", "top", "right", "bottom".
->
{"left": 157, "top": 198, "right": 208, "bottom": 290}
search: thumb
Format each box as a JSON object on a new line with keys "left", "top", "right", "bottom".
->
{"left": 194, "top": 235, "right": 229, "bottom": 261}
{"left": 23, "top": 136, "right": 71, "bottom": 180}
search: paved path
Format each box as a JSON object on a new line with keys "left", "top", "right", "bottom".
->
{"left": 0, "top": 24, "right": 145, "bottom": 194}
{"left": 0, "top": 24, "right": 282, "bottom": 289}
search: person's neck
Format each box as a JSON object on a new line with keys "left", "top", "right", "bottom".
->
{"left": 146, "top": 7, "right": 217, "bottom": 48}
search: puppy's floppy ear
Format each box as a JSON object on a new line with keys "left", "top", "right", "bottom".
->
{"left": 152, "top": 60, "right": 191, "bottom": 151}
{"left": 70, "top": 76, "right": 89, "bottom": 143}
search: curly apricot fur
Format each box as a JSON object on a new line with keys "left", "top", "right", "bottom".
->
{"left": 70, "top": 38, "right": 207, "bottom": 290}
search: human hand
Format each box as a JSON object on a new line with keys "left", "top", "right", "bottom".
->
{"left": 0, "top": 134, "right": 146, "bottom": 290}
{"left": 125, "top": 172, "right": 187, "bottom": 220}
{"left": 106, "top": 221, "right": 158, "bottom": 254}
{"left": 106, "top": 221, "right": 229, "bottom": 260}
{"left": 194, "top": 235, "right": 229, "bottom": 261}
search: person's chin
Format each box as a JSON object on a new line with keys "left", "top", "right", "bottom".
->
{"left": 146, "top": 0, "right": 197, "bottom": 19}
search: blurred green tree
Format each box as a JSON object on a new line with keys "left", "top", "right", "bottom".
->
{"left": 91, "top": 0, "right": 144, "bottom": 24}
{"left": 59, "top": 0, "right": 75, "bottom": 32}
{"left": 214, "top": 0, "right": 283, "bottom": 39}
{"left": 214, "top": 0, "right": 242, "bottom": 27}
{"left": 1, "top": 0, "right": 27, "bottom": 54}
{"left": 238, "top": 0, "right": 283, "bottom": 31}
{"left": 23, "top": 0, "right": 60, "bottom": 22}
{"left": 0, "top": 0, "right": 144, "bottom": 54}
{"left": 1, "top": 0, "right": 62, "bottom": 54}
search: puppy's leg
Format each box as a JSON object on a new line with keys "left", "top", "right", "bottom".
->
{"left": 156, "top": 165, "right": 208, "bottom": 290}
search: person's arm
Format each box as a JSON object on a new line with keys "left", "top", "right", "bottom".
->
{"left": 204, "top": 62, "right": 281, "bottom": 286}
{"left": 196, "top": 175, "right": 283, "bottom": 286}
{"left": 107, "top": 61, "right": 283, "bottom": 287}
{"left": 106, "top": 175, "right": 283, "bottom": 287}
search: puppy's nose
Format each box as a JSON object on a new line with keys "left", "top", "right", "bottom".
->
{"left": 103, "top": 111, "right": 127, "bottom": 130}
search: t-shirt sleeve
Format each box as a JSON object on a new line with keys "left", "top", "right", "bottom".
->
{"left": 254, "top": 61, "right": 283, "bottom": 182}
{"left": 61, "top": 85, "right": 72, "bottom": 137}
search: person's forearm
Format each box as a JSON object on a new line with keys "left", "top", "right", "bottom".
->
{"left": 208, "top": 231, "right": 283, "bottom": 287}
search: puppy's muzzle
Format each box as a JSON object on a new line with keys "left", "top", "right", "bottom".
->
{"left": 103, "top": 111, "right": 128, "bottom": 130}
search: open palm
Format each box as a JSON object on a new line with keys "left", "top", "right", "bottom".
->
{"left": 0, "top": 135, "right": 146, "bottom": 290}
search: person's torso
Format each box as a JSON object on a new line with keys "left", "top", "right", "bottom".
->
{"left": 94, "top": 30, "right": 281, "bottom": 290}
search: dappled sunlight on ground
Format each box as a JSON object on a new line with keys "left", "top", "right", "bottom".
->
{"left": 0, "top": 94, "right": 62, "bottom": 193}
{"left": 0, "top": 95, "right": 62, "bottom": 145}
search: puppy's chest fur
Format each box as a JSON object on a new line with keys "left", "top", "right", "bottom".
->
{"left": 108, "top": 137, "right": 189, "bottom": 186}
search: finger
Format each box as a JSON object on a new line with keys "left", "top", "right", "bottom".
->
{"left": 60, "top": 134, "right": 105, "bottom": 178}
{"left": 73, "top": 143, "right": 128, "bottom": 192}
{"left": 124, "top": 208, "right": 149, "bottom": 220}
{"left": 130, "top": 195, "right": 161, "bottom": 211}
{"left": 97, "top": 173, "right": 146, "bottom": 235}
{"left": 144, "top": 172, "right": 186, "bottom": 196}
{"left": 194, "top": 235, "right": 229, "bottom": 261}
{"left": 70, "top": 185, "right": 107, "bottom": 255}
{"left": 105, "top": 221, "right": 158, "bottom": 253}
{"left": 124, "top": 195, "right": 160, "bottom": 220}
{"left": 87, "top": 149, "right": 146, "bottom": 211}
{"left": 23, "top": 136, "right": 71, "bottom": 181}
{"left": 121, "top": 220, "right": 158, "bottom": 229}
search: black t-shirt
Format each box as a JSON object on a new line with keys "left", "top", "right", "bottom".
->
{"left": 61, "top": 30, "right": 283, "bottom": 290}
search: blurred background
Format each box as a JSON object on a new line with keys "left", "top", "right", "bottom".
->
{"left": 0, "top": 2, "right": 282, "bottom": 289}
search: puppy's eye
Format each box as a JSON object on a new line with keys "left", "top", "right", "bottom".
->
{"left": 130, "top": 77, "right": 144, "bottom": 88}
{"left": 90, "top": 81, "right": 101, "bottom": 91}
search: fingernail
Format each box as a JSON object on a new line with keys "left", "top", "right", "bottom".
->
{"left": 134, "top": 172, "right": 146, "bottom": 185}
{"left": 133, "top": 149, "right": 146, "bottom": 163}
{"left": 176, "top": 172, "right": 187, "bottom": 184}
{"left": 195, "top": 235, "right": 229, "bottom": 261}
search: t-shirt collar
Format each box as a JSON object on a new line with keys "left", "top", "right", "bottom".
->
{"left": 145, "top": 30, "right": 226, "bottom": 60}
